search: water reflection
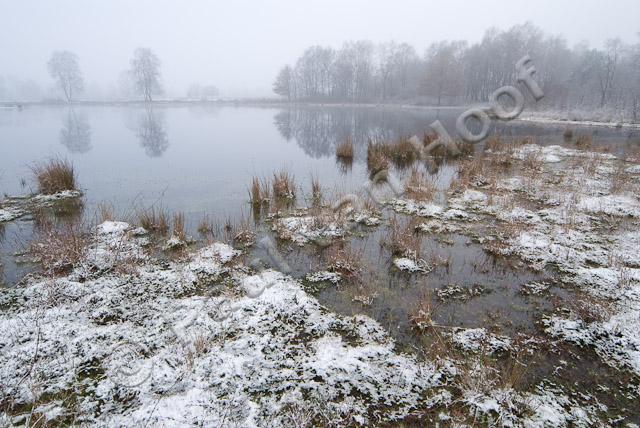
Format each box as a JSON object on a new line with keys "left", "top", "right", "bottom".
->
{"left": 275, "top": 106, "right": 640, "bottom": 160}
{"left": 60, "top": 109, "right": 91, "bottom": 153}
{"left": 135, "top": 107, "right": 169, "bottom": 157}
{"left": 273, "top": 107, "right": 461, "bottom": 160}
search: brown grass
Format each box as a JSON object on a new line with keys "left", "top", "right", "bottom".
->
{"left": 32, "top": 158, "right": 77, "bottom": 195}
{"left": 408, "top": 290, "right": 435, "bottom": 330}
{"left": 326, "top": 245, "right": 363, "bottom": 281}
{"left": 367, "top": 141, "right": 389, "bottom": 176}
{"left": 384, "top": 216, "right": 422, "bottom": 258}
{"left": 484, "top": 135, "right": 503, "bottom": 152}
{"left": 452, "top": 155, "right": 488, "bottom": 191}
{"left": 522, "top": 150, "right": 543, "bottom": 171}
{"left": 197, "top": 215, "right": 213, "bottom": 236}
{"left": 273, "top": 170, "right": 296, "bottom": 199}
{"left": 138, "top": 208, "right": 169, "bottom": 235}
{"left": 387, "top": 137, "right": 418, "bottom": 166}
{"left": 576, "top": 134, "right": 592, "bottom": 150}
{"left": 335, "top": 137, "right": 354, "bottom": 160}
{"left": 97, "top": 203, "right": 115, "bottom": 223}
{"left": 610, "top": 163, "right": 631, "bottom": 194}
{"left": 250, "top": 177, "right": 271, "bottom": 207}
{"left": 404, "top": 167, "right": 436, "bottom": 201}
{"left": 28, "top": 220, "right": 88, "bottom": 275}
{"left": 172, "top": 212, "right": 185, "bottom": 240}
{"left": 311, "top": 175, "right": 322, "bottom": 205}
{"left": 563, "top": 128, "right": 574, "bottom": 141}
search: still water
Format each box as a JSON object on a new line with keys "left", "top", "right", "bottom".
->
{"left": 1, "top": 104, "right": 638, "bottom": 285}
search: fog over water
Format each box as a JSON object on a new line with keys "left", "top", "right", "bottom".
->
{"left": 1, "top": 0, "right": 639, "bottom": 98}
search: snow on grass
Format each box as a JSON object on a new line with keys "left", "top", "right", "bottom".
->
{"left": 306, "top": 270, "right": 341, "bottom": 284}
{"left": 393, "top": 257, "right": 432, "bottom": 273}
{"left": 273, "top": 216, "right": 345, "bottom": 246}
{"left": 0, "top": 222, "right": 455, "bottom": 426}
{"left": 0, "top": 206, "right": 24, "bottom": 223}
{"left": 449, "top": 328, "right": 512, "bottom": 354}
{"left": 389, "top": 198, "right": 444, "bottom": 217}
{"left": 0, "top": 190, "right": 82, "bottom": 223}
{"left": 577, "top": 194, "right": 640, "bottom": 217}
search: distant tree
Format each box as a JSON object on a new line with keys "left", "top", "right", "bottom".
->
{"left": 597, "top": 38, "right": 622, "bottom": 107}
{"left": 422, "top": 41, "right": 466, "bottom": 105}
{"left": 129, "top": 48, "right": 163, "bottom": 102}
{"left": 47, "top": 51, "right": 84, "bottom": 102}
{"left": 273, "top": 65, "right": 293, "bottom": 100}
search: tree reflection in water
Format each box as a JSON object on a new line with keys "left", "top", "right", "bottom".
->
{"left": 60, "top": 108, "right": 92, "bottom": 154}
{"left": 136, "top": 107, "right": 169, "bottom": 157}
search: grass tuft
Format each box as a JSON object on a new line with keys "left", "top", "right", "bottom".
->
{"left": 28, "top": 220, "right": 88, "bottom": 275}
{"left": 32, "top": 158, "right": 77, "bottom": 195}
{"left": 273, "top": 170, "right": 296, "bottom": 199}
{"left": 336, "top": 137, "right": 354, "bottom": 160}
{"left": 173, "top": 212, "right": 185, "bottom": 240}
{"left": 576, "top": 134, "right": 592, "bottom": 150}
{"left": 367, "top": 141, "right": 389, "bottom": 176}
{"left": 404, "top": 167, "right": 436, "bottom": 201}
{"left": 138, "top": 208, "right": 169, "bottom": 235}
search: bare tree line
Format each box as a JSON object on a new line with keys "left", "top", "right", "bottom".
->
{"left": 273, "top": 23, "right": 640, "bottom": 121}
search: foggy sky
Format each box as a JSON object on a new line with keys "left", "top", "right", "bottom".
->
{"left": 1, "top": 0, "right": 638, "bottom": 98}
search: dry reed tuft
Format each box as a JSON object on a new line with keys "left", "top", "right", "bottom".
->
{"left": 563, "top": 128, "right": 574, "bottom": 141}
{"left": 484, "top": 135, "right": 503, "bottom": 152}
{"left": 138, "top": 208, "right": 169, "bottom": 235}
{"left": 250, "top": 177, "right": 271, "bottom": 207}
{"left": 311, "top": 175, "right": 322, "bottom": 204}
{"left": 32, "top": 158, "right": 77, "bottom": 195}
{"left": 404, "top": 167, "right": 436, "bottom": 201}
{"left": 610, "top": 163, "right": 631, "bottom": 194}
{"left": 385, "top": 216, "right": 422, "bottom": 258}
{"left": 576, "top": 134, "right": 592, "bottom": 150}
{"left": 97, "top": 203, "right": 115, "bottom": 223}
{"left": 326, "top": 245, "right": 363, "bottom": 281}
{"left": 197, "top": 215, "right": 214, "bottom": 236}
{"left": 28, "top": 221, "right": 88, "bottom": 275}
{"left": 273, "top": 170, "right": 296, "bottom": 199}
{"left": 452, "top": 155, "right": 488, "bottom": 191}
{"left": 172, "top": 212, "right": 185, "bottom": 240}
{"left": 367, "top": 141, "right": 390, "bottom": 176}
{"left": 522, "top": 150, "right": 543, "bottom": 171}
{"left": 408, "top": 290, "right": 435, "bottom": 330}
{"left": 387, "top": 137, "right": 418, "bottom": 166}
{"left": 335, "top": 137, "right": 354, "bottom": 160}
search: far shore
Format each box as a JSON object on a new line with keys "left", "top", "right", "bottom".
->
{"left": 2, "top": 99, "right": 639, "bottom": 129}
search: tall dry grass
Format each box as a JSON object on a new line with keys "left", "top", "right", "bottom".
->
{"left": 32, "top": 158, "right": 77, "bottom": 195}
{"left": 336, "top": 137, "right": 354, "bottom": 160}
{"left": 273, "top": 170, "right": 296, "bottom": 199}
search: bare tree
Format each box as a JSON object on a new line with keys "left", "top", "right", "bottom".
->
{"left": 598, "top": 38, "right": 622, "bottom": 107}
{"left": 47, "top": 51, "right": 83, "bottom": 102}
{"left": 273, "top": 66, "right": 293, "bottom": 101}
{"left": 422, "top": 41, "right": 466, "bottom": 106}
{"left": 129, "top": 48, "right": 163, "bottom": 102}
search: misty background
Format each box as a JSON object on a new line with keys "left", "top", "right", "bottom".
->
{"left": 0, "top": 0, "right": 638, "bottom": 100}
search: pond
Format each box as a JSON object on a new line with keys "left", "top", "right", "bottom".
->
{"left": 1, "top": 104, "right": 638, "bottom": 286}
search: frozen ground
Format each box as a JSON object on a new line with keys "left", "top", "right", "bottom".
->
{"left": 1, "top": 217, "right": 626, "bottom": 426}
